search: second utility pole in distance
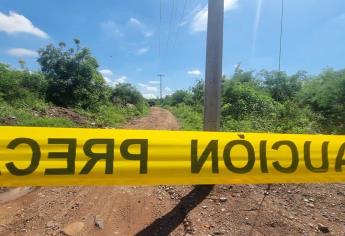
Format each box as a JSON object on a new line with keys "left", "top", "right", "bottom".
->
{"left": 157, "top": 74, "right": 164, "bottom": 102}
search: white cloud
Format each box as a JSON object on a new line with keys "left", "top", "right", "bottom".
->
{"left": 138, "top": 82, "right": 158, "bottom": 92}
{"left": 136, "top": 47, "right": 150, "bottom": 55}
{"left": 128, "top": 17, "right": 153, "bottom": 38}
{"left": 224, "top": 0, "right": 238, "bottom": 11}
{"left": 142, "top": 93, "right": 157, "bottom": 99}
{"left": 190, "top": 0, "right": 238, "bottom": 32}
{"left": 129, "top": 17, "right": 142, "bottom": 26}
{"left": 164, "top": 87, "right": 173, "bottom": 96}
{"left": 99, "top": 69, "right": 127, "bottom": 86}
{"left": 101, "top": 20, "right": 123, "bottom": 38}
{"left": 0, "top": 11, "right": 48, "bottom": 38}
{"left": 7, "top": 48, "right": 38, "bottom": 57}
{"left": 103, "top": 76, "right": 112, "bottom": 84}
{"left": 187, "top": 69, "right": 201, "bottom": 76}
{"left": 190, "top": 5, "right": 208, "bottom": 32}
{"left": 99, "top": 69, "right": 113, "bottom": 77}
{"left": 149, "top": 80, "right": 160, "bottom": 85}
{"left": 115, "top": 76, "right": 127, "bottom": 84}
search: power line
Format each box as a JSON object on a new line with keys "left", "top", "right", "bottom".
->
{"left": 158, "top": 0, "right": 162, "bottom": 61}
{"left": 249, "top": 2, "right": 284, "bottom": 234}
{"left": 172, "top": 0, "right": 188, "bottom": 48}
{"left": 166, "top": 0, "right": 176, "bottom": 49}
{"left": 278, "top": 0, "right": 284, "bottom": 72}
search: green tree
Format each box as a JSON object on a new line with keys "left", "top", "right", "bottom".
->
{"left": 261, "top": 70, "right": 305, "bottom": 102}
{"left": 191, "top": 80, "right": 204, "bottom": 108}
{"left": 221, "top": 78, "right": 277, "bottom": 120}
{"left": 168, "top": 90, "right": 193, "bottom": 106}
{"left": 0, "top": 63, "right": 47, "bottom": 103}
{"left": 111, "top": 83, "right": 146, "bottom": 112}
{"left": 299, "top": 69, "right": 345, "bottom": 133}
{"left": 37, "top": 41, "right": 107, "bottom": 110}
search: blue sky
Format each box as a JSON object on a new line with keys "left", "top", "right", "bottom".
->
{"left": 1, "top": 0, "right": 345, "bottom": 98}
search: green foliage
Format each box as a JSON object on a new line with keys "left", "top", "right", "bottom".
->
{"left": 0, "top": 101, "right": 75, "bottom": 127}
{"left": 298, "top": 69, "right": 345, "bottom": 133}
{"left": 165, "top": 68, "right": 334, "bottom": 134}
{"left": 191, "top": 80, "right": 204, "bottom": 109}
{"left": 37, "top": 41, "right": 108, "bottom": 110}
{"left": 167, "top": 104, "right": 202, "bottom": 130}
{"left": 0, "top": 46, "right": 148, "bottom": 129}
{"left": 261, "top": 70, "right": 305, "bottom": 102}
{"left": 90, "top": 105, "right": 126, "bottom": 127}
{"left": 164, "top": 90, "right": 193, "bottom": 106}
{"left": 111, "top": 83, "right": 147, "bottom": 113}
{"left": 0, "top": 63, "right": 48, "bottom": 104}
{"left": 222, "top": 79, "right": 278, "bottom": 120}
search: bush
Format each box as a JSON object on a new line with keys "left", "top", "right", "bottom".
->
{"left": 0, "top": 63, "right": 48, "bottom": 104}
{"left": 38, "top": 42, "right": 108, "bottom": 110}
{"left": 298, "top": 69, "right": 345, "bottom": 133}
{"left": 0, "top": 101, "right": 75, "bottom": 127}
{"left": 111, "top": 83, "right": 147, "bottom": 113}
{"left": 168, "top": 104, "right": 202, "bottom": 130}
{"left": 222, "top": 79, "right": 278, "bottom": 120}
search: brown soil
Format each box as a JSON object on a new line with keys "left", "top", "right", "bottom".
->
{"left": 43, "top": 107, "right": 89, "bottom": 125}
{"left": 0, "top": 107, "right": 344, "bottom": 236}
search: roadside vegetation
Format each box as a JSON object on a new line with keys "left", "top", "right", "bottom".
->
{"left": 0, "top": 40, "right": 148, "bottom": 128}
{"left": 164, "top": 68, "right": 345, "bottom": 134}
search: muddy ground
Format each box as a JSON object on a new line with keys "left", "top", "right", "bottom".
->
{"left": 0, "top": 107, "right": 344, "bottom": 236}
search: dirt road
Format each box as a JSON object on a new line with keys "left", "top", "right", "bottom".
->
{"left": 0, "top": 107, "right": 184, "bottom": 236}
{"left": 0, "top": 107, "right": 345, "bottom": 235}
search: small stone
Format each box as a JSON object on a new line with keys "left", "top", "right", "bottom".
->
{"left": 317, "top": 223, "right": 330, "bottom": 233}
{"left": 62, "top": 221, "right": 84, "bottom": 236}
{"left": 212, "top": 231, "right": 225, "bottom": 235}
{"left": 95, "top": 215, "right": 104, "bottom": 229}
{"left": 202, "top": 205, "right": 208, "bottom": 209}
{"left": 307, "top": 203, "right": 315, "bottom": 208}
{"left": 46, "top": 221, "right": 55, "bottom": 228}
{"left": 219, "top": 197, "right": 227, "bottom": 203}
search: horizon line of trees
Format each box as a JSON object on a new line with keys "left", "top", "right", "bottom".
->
{"left": 1, "top": 39, "right": 344, "bottom": 134}
{"left": 0, "top": 39, "right": 147, "bottom": 115}
{"left": 164, "top": 67, "right": 345, "bottom": 134}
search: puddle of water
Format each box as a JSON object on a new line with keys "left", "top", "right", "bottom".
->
{"left": 0, "top": 187, "right": 35, "bottom": 204}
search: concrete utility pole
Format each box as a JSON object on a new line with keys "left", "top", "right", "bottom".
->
{"left": 157, "top": 74, "right": 164, "bottom": 102}
{"left": 204, "top": 0, "right": 224, "bottom": 131}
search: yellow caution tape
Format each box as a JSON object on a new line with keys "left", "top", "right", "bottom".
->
{"left": 0, "top": 126, "right": 344, "bottom": 186}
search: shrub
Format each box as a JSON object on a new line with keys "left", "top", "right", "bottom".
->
{"left": 37, "top": 42, "right": 108, "bottom": 110}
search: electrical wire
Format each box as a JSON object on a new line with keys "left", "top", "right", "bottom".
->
{"left": 278, "top": 0, "right": 284, "bottom": 72}
{"left": 249, "top": 1, "right": 284, "bottom": 234}
{"left": 172, "top": 0, "right": 188, "bottom": 48}
{"left": 158, "top": 0, "right": 162, "bottom": 62}
{"left": 166, "top": 0, "right": 176, "bottom": 49}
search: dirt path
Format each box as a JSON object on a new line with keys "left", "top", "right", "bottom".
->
{"left": 0, "top": 107, "right": 185, "bottom": 236}
{"left": 0, "top": 107, "right": 344, "bottom": 235}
